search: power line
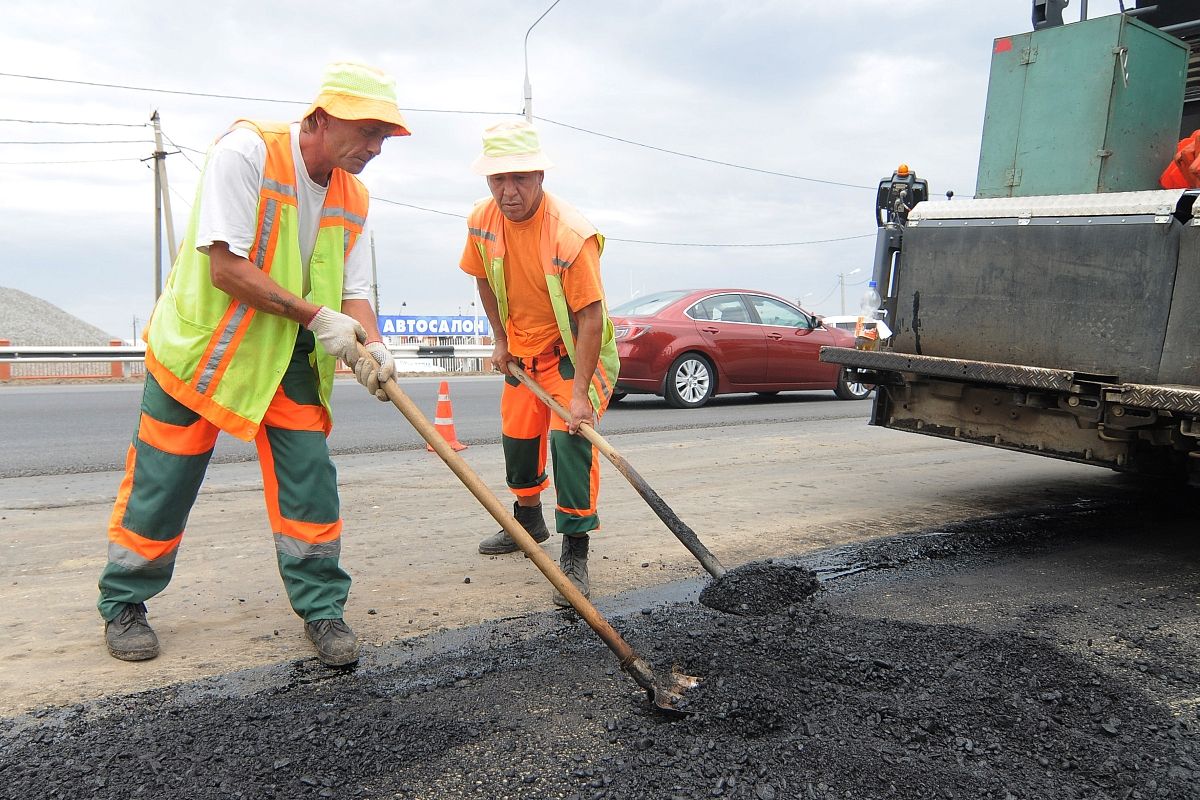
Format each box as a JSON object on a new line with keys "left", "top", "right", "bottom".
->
{"left": 374, "top": 191, "right": 873, "bottom": 245}
{"left": 811, "top": 281, "right": 841, "bottom": 307}
{"left": 160, "top": 130, "right": 202, "bottom": 172}
{"left": 0, "top": 72, "right": 871, "bottom": 188}
{"left": 0, "top": 139, "right": 150, "bottom": 145}
{"left": 0, "top": 72, "right": 304, "bottom": 105}
{"left": 0, "top": 117, "right": 146, "bottom": 127}
{"left": 372, "top": 197, "right": 467, "bottom": 219}
{"left": 0, "top": 72, "right": 510, "bottom": 115}
{"left": 536, "top": 115, "right": 877, "bottom": 190}
{"left": 607, "top": 233, "right": 874, "bottom": 248}
{"left": 0, "top": 157, "right": 144, "bottom": 165}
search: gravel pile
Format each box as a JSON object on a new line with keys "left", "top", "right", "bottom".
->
{"left": 0, "top": 286, "right": 117, "bottom": 345}
{"left": 2, "top": 503, "right": 1197, "bottom": 800}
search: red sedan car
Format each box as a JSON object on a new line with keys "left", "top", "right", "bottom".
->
{"left": 608, "top": 288, "right": 869, "bottom": 408}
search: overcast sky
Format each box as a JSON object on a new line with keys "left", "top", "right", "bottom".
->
{"left": 1, "top": 1, "right": 1130, "bottom": 340}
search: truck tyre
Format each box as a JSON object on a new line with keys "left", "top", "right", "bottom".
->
{"left": 664, "top": 353, "right": 715, "bottom": 409}
{"left": 834, "top": 368, "right": 872, "bottom": 400}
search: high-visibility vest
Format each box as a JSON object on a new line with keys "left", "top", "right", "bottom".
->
{"left": 144, "top": 119, "right": 368, "bottom": 441}
{"left": 467, "top": 192, "right": 620, "bottom": 411}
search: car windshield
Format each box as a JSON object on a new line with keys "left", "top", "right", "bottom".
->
{"left": 609, "top": 290, "right": 689, "bottom": 317}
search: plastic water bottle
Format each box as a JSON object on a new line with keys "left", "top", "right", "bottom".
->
{"left": 856, "top": 281, "right": 882, "bottom": 350}
{"left": 859, "top": 281, "right": 882, "bottom": 318}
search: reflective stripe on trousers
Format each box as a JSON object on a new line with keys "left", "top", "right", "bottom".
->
{"left": 97, "top": 329, "right": 351, "bottom": 622}
{"left": 499, "top": 346, "right": 608, "bottom": 535}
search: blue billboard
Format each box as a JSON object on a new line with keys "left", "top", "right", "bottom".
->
{"left": 378, "top": 315, "right": 490, "bottom": 336}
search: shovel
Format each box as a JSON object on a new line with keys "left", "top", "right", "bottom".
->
{"left": 356, "top": 344, "right": 700, "bottom": 713}
{"left": 507, "top": 363, "right": 728, "bottom": 580}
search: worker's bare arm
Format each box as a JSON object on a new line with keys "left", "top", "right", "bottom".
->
{"left": 341, "top": 298, "right": 384, "bottom": 343}
{"left": 208, "top": 242, "right": 320, "bottom": 324}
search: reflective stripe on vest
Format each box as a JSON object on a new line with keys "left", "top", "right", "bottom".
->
{"left": 143, "top": 119, "right": 368, "bottom": 440}
{"left": 467, "top": 192, "right": 620, "bottom": 411}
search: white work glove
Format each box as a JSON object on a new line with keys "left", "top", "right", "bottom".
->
{"left": 354, "top": 341, "right": 396, "bottom": 401}
{"left": 306, "top": 306, "right": 366, "bottom": 366}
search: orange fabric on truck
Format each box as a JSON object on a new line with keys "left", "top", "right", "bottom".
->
{"left": 1162, "top": 130, "right": 1200, "bottom": 189}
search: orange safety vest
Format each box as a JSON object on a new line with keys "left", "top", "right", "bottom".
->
{"left": 144, "top": 120, "right": 368, "bottom": 440}
{"left": 467, "top": 193, "right": 619, "bottom": 411}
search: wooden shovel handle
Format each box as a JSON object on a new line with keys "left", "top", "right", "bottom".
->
{"left": 505, "top": 361, "right": 727, "bottom": 579}
{"left": 355, "top": 344, "right": 639, "bottom": 665}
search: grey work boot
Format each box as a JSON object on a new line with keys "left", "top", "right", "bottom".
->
{"left": 478, "top": 502, "right": 550, "bottom": 554}
{"left": 551, "top": 533, "right": 590, "bottom": 608}
{"left": 305, "top": 618, "right": 359, "bottom": 667}
{"left": 104, "top": 602, "right": 160, "bottom": 662}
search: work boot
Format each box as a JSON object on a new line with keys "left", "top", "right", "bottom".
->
{"left": 478, "top": 502, "right": 550, "bottom": 554}
{"left": 104, "top": 602, "right": 160, "bottom": 662}
{"left": 304, "top": 618, "right": 359, "bottom": 667}
{"left": 551, "top": 533, "right": 590, "bottom": 608}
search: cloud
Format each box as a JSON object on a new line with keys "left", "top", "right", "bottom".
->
{"left": 0, "top": 0, "right": 1130, "bottom": 336}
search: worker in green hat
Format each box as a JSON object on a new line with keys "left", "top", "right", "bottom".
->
{"left": 461, "top": 120, "right": 620, "bottom": 607}
{"left": 97, "top": 62, "right": 410, "bottom": 667}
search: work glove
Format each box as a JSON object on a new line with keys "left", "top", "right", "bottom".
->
{"left": 354, "top": 341, "right": 396, "bottom": 401}
{"left": 306, "top": 306, "right": 366, "bottom": 367}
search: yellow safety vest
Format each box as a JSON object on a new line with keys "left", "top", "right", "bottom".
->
{"left": 467, "top": 192, "right": 619, "bottom": 411}
{"left": 144, "top": 120, "right": 368, "bottom": 440}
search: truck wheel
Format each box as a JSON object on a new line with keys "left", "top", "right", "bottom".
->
{"left": 834, "top": 368, "right": 872, "bottom": 400}
{"left": 665, "top": 354, "right": 715, "bottom": 409}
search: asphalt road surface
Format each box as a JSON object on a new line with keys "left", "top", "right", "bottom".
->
{"left": 4, "top": 473, "right": 1198, "bottom": 799}
{"left": 1, "top": 379, "right": 1197, "bottom": 798}
{"left": 0, "top": 377, "right": 869, "bottom": 477}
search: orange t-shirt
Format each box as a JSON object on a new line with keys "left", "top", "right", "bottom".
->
{"left": 460, "top": 197, "right": 604, "bottom": 357}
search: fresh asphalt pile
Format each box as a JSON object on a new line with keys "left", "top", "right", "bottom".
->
{"left": 3, "top": 499, "right": 1198, "bottom": 800}
{"left": 698, "top": 559, "right": 822, "bottom": 616}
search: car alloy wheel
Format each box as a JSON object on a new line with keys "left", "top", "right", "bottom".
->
{"left": 665, "top": 354, "right": 715, "bottom": 408}
{"left": 834, "top": 367, "right": 873, "bottom": 400}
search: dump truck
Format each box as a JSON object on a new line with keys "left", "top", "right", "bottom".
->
{"left": 821, "top": 1, "right": 1200, "bottom": 484}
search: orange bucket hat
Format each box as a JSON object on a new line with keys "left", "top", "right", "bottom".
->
{"left": 304, "top": 62, "right": 411, "bottom": 137}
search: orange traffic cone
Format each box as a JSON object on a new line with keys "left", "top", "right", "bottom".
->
{"left": 427, "top": 380, "right": 467, "bottom": 452}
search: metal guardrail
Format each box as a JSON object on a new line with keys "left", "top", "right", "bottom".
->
{"left": 0, "top": 344, "right": 494, "bottom": 363}
{"left": 0, "top": 343, "right": 495, "bottom": 380}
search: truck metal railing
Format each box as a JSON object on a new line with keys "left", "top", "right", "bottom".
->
{"left": 0, "top": 342, "right": 495, "bottom": 381}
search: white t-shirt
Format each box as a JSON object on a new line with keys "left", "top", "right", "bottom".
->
{"left": 195, "top": 121, "right": 371, "bottom": 300}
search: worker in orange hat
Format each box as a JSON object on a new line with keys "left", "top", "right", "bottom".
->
{"left": 97, "top": 62, "right": 410, "bottom": 668}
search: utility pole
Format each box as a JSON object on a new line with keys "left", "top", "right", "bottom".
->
{"left": 523, "top": 0, "right": 563, "bottom": 122}
{"left": 150, "top": 111, "right": 177, "bottom": 301}
{"left": 837, "top": 268, "right": 861, "bottom": 315}
{"left": 369, "top": 231, "right": 381, "bottom": 318}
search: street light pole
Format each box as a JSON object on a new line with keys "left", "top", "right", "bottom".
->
{"left": 838, "top": 268, "right": 862, "bottom": 315}
{"left": 369, "top": 231, "right": 380, "bottom": 318}
{"left": 523, "top": 0, "right": 564, "bottom": 122}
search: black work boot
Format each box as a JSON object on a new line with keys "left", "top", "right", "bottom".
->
{"left": 478, "top": 502, "right": 550, "bottom": 554}
{"left": 304, "top": 618, "right": 359, "bottom": 667}
{"left": 104, "top": 602, "right": 160, "bottom": 661}
{"left": 551, "top": 533, "right": 590, "bottom": 608}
